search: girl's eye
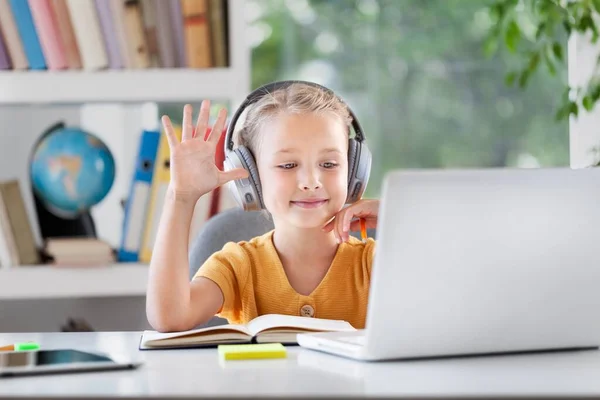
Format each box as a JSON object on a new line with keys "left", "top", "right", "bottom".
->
{"left": 279, "top": 163, "right": 296, "bottom": 169}
{"left": 322, "top": 162, "right": 338, "bottom": 169}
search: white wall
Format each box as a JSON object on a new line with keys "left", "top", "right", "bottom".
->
{"left": 0, "top": 104, "right": 151, "bottom": 332}
{"left": 569, "top": 33, "right": 600, "bottom": 168}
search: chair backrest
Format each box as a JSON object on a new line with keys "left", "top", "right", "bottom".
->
{"left": 189, "top": 208, "right": 275, "bottom": 280}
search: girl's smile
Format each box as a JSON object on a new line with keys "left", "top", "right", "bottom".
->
{"left": 290, "top": 198, "right": 329, "bottom": 209}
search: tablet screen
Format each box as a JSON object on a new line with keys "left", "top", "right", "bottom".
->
{"left": 0, "top": 349, "right": 114, "bottom": 368}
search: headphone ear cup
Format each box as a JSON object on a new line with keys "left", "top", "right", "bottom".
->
{"left": 235, "top": 147, "right": 264, "bottom": 209}
{"left": 346, "top": 139, "right": 372, "bottom": 204}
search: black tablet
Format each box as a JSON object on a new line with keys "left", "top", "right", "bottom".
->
{"left": 0, "top": 349, "right": 141, "bottom": 377}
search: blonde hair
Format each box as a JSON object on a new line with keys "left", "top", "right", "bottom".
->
{"left": 235, "top": 83, "right": 353, "bottom": 156}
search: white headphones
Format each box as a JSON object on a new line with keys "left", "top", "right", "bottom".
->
{"left": 223, "top": 80, "right": 372, "bottom": 211}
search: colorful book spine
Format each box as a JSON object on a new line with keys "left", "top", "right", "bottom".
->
{"left": 139, "top": 124, "right": 182, "bottom": 263}
{"left": 28, "top": 0, "right": 68, "bottom": 70}
{"left": 0, "top": 0, "right": 28, "bottom": 69}
{"left": 152, "top": 0, "right": 175, "bottom": 68}
{"left": 8, "top": 0, "right": 46, "bottom": 69}
{"left": 181, "top": 0, "right": 212, "bottom": 68}
{"left": 50, "top": 0, "right": 82, "bottom": 69}
{"left": 65, "top": 0, "right": 108, "bottom": 70}
{"left": 0, "top": 28, "right": 10, "bottom": 69}
{"left": 118, "top": 130, "right": 160, "bottom": 262}
{"left": 94, "top": 0, "right": 123, "bottom": 68}
{"left": 168, "top": 0, "right": 185, "bottom": 67}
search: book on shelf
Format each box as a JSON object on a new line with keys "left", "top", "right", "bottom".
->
{"left": 43, "top": 237, "right": 115, "bottom": 266}
{"left": 0, "top": 179, "right": 40, "bottom": 268}
{"left": 0, "top": 0, "right": 229, "bottom": 71}
{"left": 139, "top": 314, "right": 357, "bottom": 350}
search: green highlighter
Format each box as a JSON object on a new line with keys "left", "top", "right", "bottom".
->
{"left": 15, "top": 342, "right": 40, "bottom": 351}
{"left": 0, "top": 342, "right": 40, "bottom": 352}
{"left": 218, "top": 343, "right": 287, "bottom": 360}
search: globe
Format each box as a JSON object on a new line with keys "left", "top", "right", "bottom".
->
{"left": 30, "top": 127, "right": 116, "bottom": 218}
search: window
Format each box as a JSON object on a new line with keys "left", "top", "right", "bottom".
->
{"left": 248, "top": 0, "right": 569, "bottom": 197}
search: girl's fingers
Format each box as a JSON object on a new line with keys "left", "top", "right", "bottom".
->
{"left": 349, "top": 219, "right": 362, "bottom": 232}
{"left": 335, "top": 209, "right": 347, "bottom": 242}
{"left": 218, "top": 167, "right": 249, "bottom": 185}
{"left": 342, "top": 209, "right": 356, "bottom": 241}
{"left": 207, "top": 108, "right": 227, "bottom": 144}
{"left": 182, "top": 104, "right": 194, "bottom": 141}
{"left": 321, "top": 218, "right": 335, "bottom": 233}
{"left": 194, "top": 99, "right": 211, "bottom": 141}
{"left": 161, "top": 115, "right": 178, "bottom": 149}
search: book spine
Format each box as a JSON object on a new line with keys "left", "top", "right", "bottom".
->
{"left": 0, "top": 0, "right": 28, "bottom": 69}
{"left": 50, "top": 0, "right": 82, "bottom": 69}
{"left": 168, "top": 0, "right": 185, "bottom": 67}
{"left": 9, "top": 0, "right": 46, "bottom": 69}
{"left": 28, "top": 0, "right": 68, "bottom": 70}
{"left": 94, "top": 0, "right": 123, "bottom": 68}
{"left": 181, "top": 0, "right": 212, "bottom": 68}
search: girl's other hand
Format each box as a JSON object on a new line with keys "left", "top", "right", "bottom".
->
{"left": 322, "top": 199, "right": 379, "bottom": 243}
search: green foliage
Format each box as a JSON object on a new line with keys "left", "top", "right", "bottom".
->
{"left": 246, "top": 0, "right": 568, "bottom": 195}
{"left": 486, "top": 0, "right": 600, "bottom": 119}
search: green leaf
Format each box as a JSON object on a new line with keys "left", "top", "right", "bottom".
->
{"left": 583, "top": 95, "right": 594, "bottom": 111}
{"left": 590, "top": 84, "right": 600, "bottom": 101}
{"left": 592, "top": 0, "right": 600, "bottom": 13}
{"left": 528, "top": 52, "right": 540, "bottom": 72}
{"left": 535, "top": 22, "right": 546, "bottom": 40}
{"left": 505, "top": 20, "right": 521, "bottom": 53}
{"left": 518, "top": 69, "right": 531, "bottom": 88}
{"left": 483, "top": 35, "right": 499, "bottom": 57}
{"left": 563, "top": 21, "right": 572, "bottom": 35}
{"left": 570, "top": 101, "right": 579, "bottom": 117}
{"left": 555, "top": 107, "right": 567, "bottom": 121}
{"left": 543, "top": 52, "right": 556, "bottom": 75}
{"left": 505, "top": 71, "right": 518, "bottom": 86}
{"left": 552, "top": 42, "right": 563, "bottom": 61}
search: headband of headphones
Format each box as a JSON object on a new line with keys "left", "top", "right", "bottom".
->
{"left": 224, "top": 80, "right": 367, "bottom": 152}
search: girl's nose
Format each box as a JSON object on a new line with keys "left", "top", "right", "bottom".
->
{"left": 299, "top": 169, "right": 322, "bottom": 191}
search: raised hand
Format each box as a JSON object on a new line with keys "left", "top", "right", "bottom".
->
{"left": 162, "top": 100, "right": 248, "bottom": 203}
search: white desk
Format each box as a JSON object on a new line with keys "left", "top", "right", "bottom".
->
{"left": 1, "top": 332, "right": 600, "bottom": 398}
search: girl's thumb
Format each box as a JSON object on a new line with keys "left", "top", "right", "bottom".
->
{"left": 220, "top": 168, "right": 249, "bottom": 184}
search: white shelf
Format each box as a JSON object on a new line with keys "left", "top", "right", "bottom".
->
{"left": 0, "top": 69, "right": 246, "bottom": 104}
{"left": 0, "top": 263, "right": 148, "bottom": 300}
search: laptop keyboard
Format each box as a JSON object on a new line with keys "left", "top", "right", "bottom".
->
{"left": 337, "top": 334, "right": 366, "bottom": 346}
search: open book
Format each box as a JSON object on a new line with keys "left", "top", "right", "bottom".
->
{"left": 139, "top": 314, "right": 357, "bottom": 349}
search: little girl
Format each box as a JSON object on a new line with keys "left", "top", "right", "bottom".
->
{"left": 146, "top": 81, "right": 379, "bottom": 332}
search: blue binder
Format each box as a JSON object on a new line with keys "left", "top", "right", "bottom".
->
{"left": 9, "top": 0, "right": 45, "bottom": 70}
{"left": 118, "top": 130, "right": 160, "bottom": 262}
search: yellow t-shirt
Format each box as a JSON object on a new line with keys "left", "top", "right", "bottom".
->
{"left": 193, "top": 230, "right": 376, "bottom": 329}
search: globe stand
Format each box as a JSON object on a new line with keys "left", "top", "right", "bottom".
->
{"left": 30, "top": 121, "right": 98, "bottom": 241}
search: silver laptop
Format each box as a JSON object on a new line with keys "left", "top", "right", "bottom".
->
{"left": 297, "top": 168, "right": 600, "bottom": 361}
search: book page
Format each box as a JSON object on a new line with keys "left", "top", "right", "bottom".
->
{"left": 247, "top": 314, "right": 357, "bottom": 336}
{"left": 141, "top": 323, "right": 251, "bottom": 346}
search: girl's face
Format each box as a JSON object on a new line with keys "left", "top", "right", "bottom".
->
{"left": 256, "top": 112, "right": 349, "bottom": 229}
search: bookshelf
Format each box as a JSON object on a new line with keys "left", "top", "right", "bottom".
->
{"left": 0, "top": 263, "right": 148, "bottom": 300}
{"left": 0, "top": 68, "right": 246, "bottom": 104}
{"left": 0, "top": 0, "right": 249, "bottom": 322}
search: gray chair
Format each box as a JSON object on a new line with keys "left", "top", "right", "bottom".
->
{"left": 188, "top": 207, "right": 376, "bottom": 327}
{"left": 189, "top": 208, "right": 275, "bottom": 280}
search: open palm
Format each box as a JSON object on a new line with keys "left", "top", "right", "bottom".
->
{"left": 162, "top": 100, "right": 248, "bottom": 203}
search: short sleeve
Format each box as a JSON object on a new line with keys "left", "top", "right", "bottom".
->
{"left": 363, "top": 238, "right": 376, "bottom": 276}
{"left": 193, "top": 242, "right": 250, "bottom": 322}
